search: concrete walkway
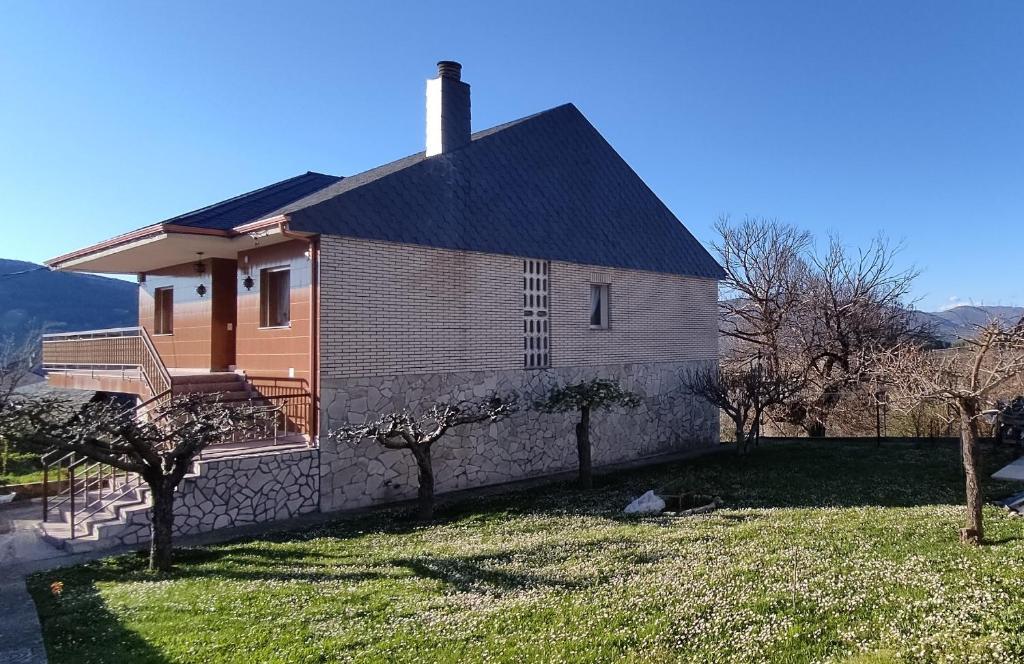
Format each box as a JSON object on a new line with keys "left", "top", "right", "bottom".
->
{"left": 0, "top": 503, "right": 59, "bottom": 664}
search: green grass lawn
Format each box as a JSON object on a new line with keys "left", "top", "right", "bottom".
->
{"left": 1, "top": 449, "right": 44, "bottom": 486}
{"left": 28, "top": 440, "right": 1024, "bottom": 664}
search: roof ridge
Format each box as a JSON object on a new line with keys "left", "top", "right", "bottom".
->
{"left": 258, "top": 104, "right": 580, "bottom": 222}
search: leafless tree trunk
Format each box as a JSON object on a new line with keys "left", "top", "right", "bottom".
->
{"left": 148, "top": 479, "right": 176, "bottom": 571}
{"left": 958, "top": 397, "right": 983, "bottom": 544}
{"left": 682, "top": 362, "right": 802, "bottom": 454}
{"left": 409, "top": 444, "right": 435, "bottom": 521}
{"left": 880, "top": 317, "right": 1024, "bottom": 544}
{"left": 576, "top": 405, "right": 593, "bottom": 488}
{"left": 535, "top": 379, "right": 640, "bottom": 488}
{"left": 714, "top": 217, "right": 923, "bottom": 439}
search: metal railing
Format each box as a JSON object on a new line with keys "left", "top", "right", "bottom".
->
{"left": 42, "top": 326, "right": 172, "bottom": 398}
{"left": 40, "top": 382, "right": 314, "bottom": 538}
{"left": 246, "top": 376, "right": 313, "bottom": 439}
{"left": 41, "top": 389, "right": 170, "bottom": 537}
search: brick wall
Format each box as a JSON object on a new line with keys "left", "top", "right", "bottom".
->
{"left": 319, "top": 235, "right": 718, "bottom": 378}
{"left": 319, "top": 235, "right": 522, "bottom": 378}
{"left": 548, "top": 263, "right": 718, "bottom": 367}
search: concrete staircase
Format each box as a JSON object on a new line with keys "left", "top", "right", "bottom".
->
{"left": 172, "top": 372, "right": 254, "bottom": 402}
{"left": 38, "top": 482, "right": 153, "bottom": 554}
{"left": 38, "top": 470, "right": 201, "bottom": 554}
{"left": 36, "top": 372, "right": 305, "bottom": 553}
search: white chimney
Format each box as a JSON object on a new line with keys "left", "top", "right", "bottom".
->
{"left": 426, "top": 60, "right": 471, "bottom": 156}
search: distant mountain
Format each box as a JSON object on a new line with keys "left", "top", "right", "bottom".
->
{"left": 0, "top": 259, "right": 137, "bottom": 349}
{"left": 913, "top": 306, "right": 1024, "bottom": 343}
{"left": 721, "top": 299, "right": 1023, "bottom": 348}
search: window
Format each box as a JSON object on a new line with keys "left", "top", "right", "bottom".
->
{"left": 154, "top": 287, "right": 173, "bottom": 335}
{"left": 260, "top": 267, "right": 291, "bottom": 328}
{"left": 590, "top": 284, "right": 609, "bottom": 329}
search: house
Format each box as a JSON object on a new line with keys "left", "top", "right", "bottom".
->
{"left": 40, "top": 61, "right": 723, "bottom": 550}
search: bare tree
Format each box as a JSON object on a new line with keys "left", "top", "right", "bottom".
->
{"left": 682, "top": 362, "right": 803, "bottom": 454}
{"left": 535, "top": 379, "right": 640, "bottom": 488}
{"left": 329, "top": 396, "right": 515, "bottom": 520}
{"left": 785, "top": 235, "right": 920, "bottom": 436}
{"left": 715, "top": 216, "right": 811, "bottom": 374}
{"left": 715, "top": 216, "right": 922, "bottom": 438}
{"left": 22, "top": 394, "right": 267, "bottom": 570}
{"left": 879, "top": 318, "right": 1024, "bottom": 544}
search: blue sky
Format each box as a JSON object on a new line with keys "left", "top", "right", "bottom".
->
{"left": 1, "top": 1, "right": 1020, "bottom": 311}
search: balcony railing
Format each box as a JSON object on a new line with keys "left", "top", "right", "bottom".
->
{"left": 247, "top": 376, "right": 315, "bottom": 438}
{"left": 42, "top": 327, "right": 172, "bottom": 398}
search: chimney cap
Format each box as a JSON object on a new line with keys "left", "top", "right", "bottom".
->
{"left": 436, "top": 60, "right": 462, "bottom": 80}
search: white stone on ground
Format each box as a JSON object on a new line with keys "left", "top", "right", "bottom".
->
{"left": 624, "top": 490, "right": 665, "bottom": 514}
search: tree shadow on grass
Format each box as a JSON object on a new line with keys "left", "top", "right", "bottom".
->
{"left": 28, "top": 573, "right": 170, "bottom": 664}
{"left": 62, "top": 546, "right": 390, "bottom": 586}
{"left": 173, "top": 440, "right": 1024, "bottom": 565}
{"left": 981, "top": 535, "right": 1024, "bottom": 547}
{"left": 487, "top": 439, "right": 1024, "bottom": 514}
{"left": 176, "top": 440, "right": 1020, "bottom": 554}
{"left": 393, "top": 553, "right": 580, "bottom": 594}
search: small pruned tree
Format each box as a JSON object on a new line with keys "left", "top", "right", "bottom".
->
{"left": 21, "top": 394, "right": 268, "bottom": 571}
{"left": 329, "top": 395, "right": 516, "bottom": 521}
{"left": 535, "top": 379, "right": 641, "bottom": 489}
{"left": 879, "top": 318, "right": 1024, "bottom": 545}
{"left": 683, "top": 362, "right": 803, "bottom": 454}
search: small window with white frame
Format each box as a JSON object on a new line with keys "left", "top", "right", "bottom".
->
{"left": 589, "top": 283, "right": 609, "bottom": 329}
{"left": 260, "top": 267, "right": 291, "bottom": 328}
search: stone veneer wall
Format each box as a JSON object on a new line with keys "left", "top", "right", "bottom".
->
{"left": 319, "top": 360, "right": 718, "bottom": 512}
{"left": 107, "top": 449, "right": 319, "bottom": 548}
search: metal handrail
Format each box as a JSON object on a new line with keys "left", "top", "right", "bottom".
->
{"left": 139, "top": 327, "right": 172, "bottom": 396}
{"left": 41, "top": 326, "right": 172, "bottom": 399}
{"left": 40, "top": 385, "right": 311, "bottom": 537}
{"left": 42, "top": 326, "right": 144, "bottom": 339}
{"left": 41, "top": 389, "right": 171, "bottom": 529}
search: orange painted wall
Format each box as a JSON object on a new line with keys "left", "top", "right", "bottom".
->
{"left": 235, "top": 240, "right": 312, "bottom": 382}
{"left": 140, "top": 258, "right": 236, "bottom": 371}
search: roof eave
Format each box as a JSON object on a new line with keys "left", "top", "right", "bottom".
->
{"left": 46, "top": 223, "right": 232, "bottom": 269}
{"left": 45, "top": 217, "right": 312, "bottom": 274}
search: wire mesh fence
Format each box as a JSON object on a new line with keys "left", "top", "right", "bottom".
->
{"left": 719, "top": 389, "right": 1012, "bottom": 443}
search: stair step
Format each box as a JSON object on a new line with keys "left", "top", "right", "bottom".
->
{"left": 172, "top": 382, "right": 245, "bottom": 392}
{"left": 171, "top": 372, "right": 243, "bottom": 384}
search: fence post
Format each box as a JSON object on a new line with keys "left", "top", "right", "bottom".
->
{"left": 42, "top": 463, "right": 49, "bottom": 522}
{"left": 875, "top": 397, "right": 882, "bottom": 447}
{"left": 69, "top": 465, "right": 76, "bottom": 539}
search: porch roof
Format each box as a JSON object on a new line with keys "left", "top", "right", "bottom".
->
{"left": 46, "top": 172, "right": 340, "bottom": 274}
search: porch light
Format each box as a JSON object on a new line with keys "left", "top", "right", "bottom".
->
{"left": 194, "top": 252, "right": 207, "bottom": 297}
{"left": 242, "top": 255, "right": 254, "bottom": 290}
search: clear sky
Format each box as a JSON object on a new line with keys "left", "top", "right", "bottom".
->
{"left": 1, "top": 1, "right": 1020, "bottom": 311}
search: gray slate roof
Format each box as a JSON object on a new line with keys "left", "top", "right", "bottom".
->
{"left": 161, "top": 171, "right": 342, "bottom": 231}
{"left": 276, "top": 104, "right": 723, "bottom": 279}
